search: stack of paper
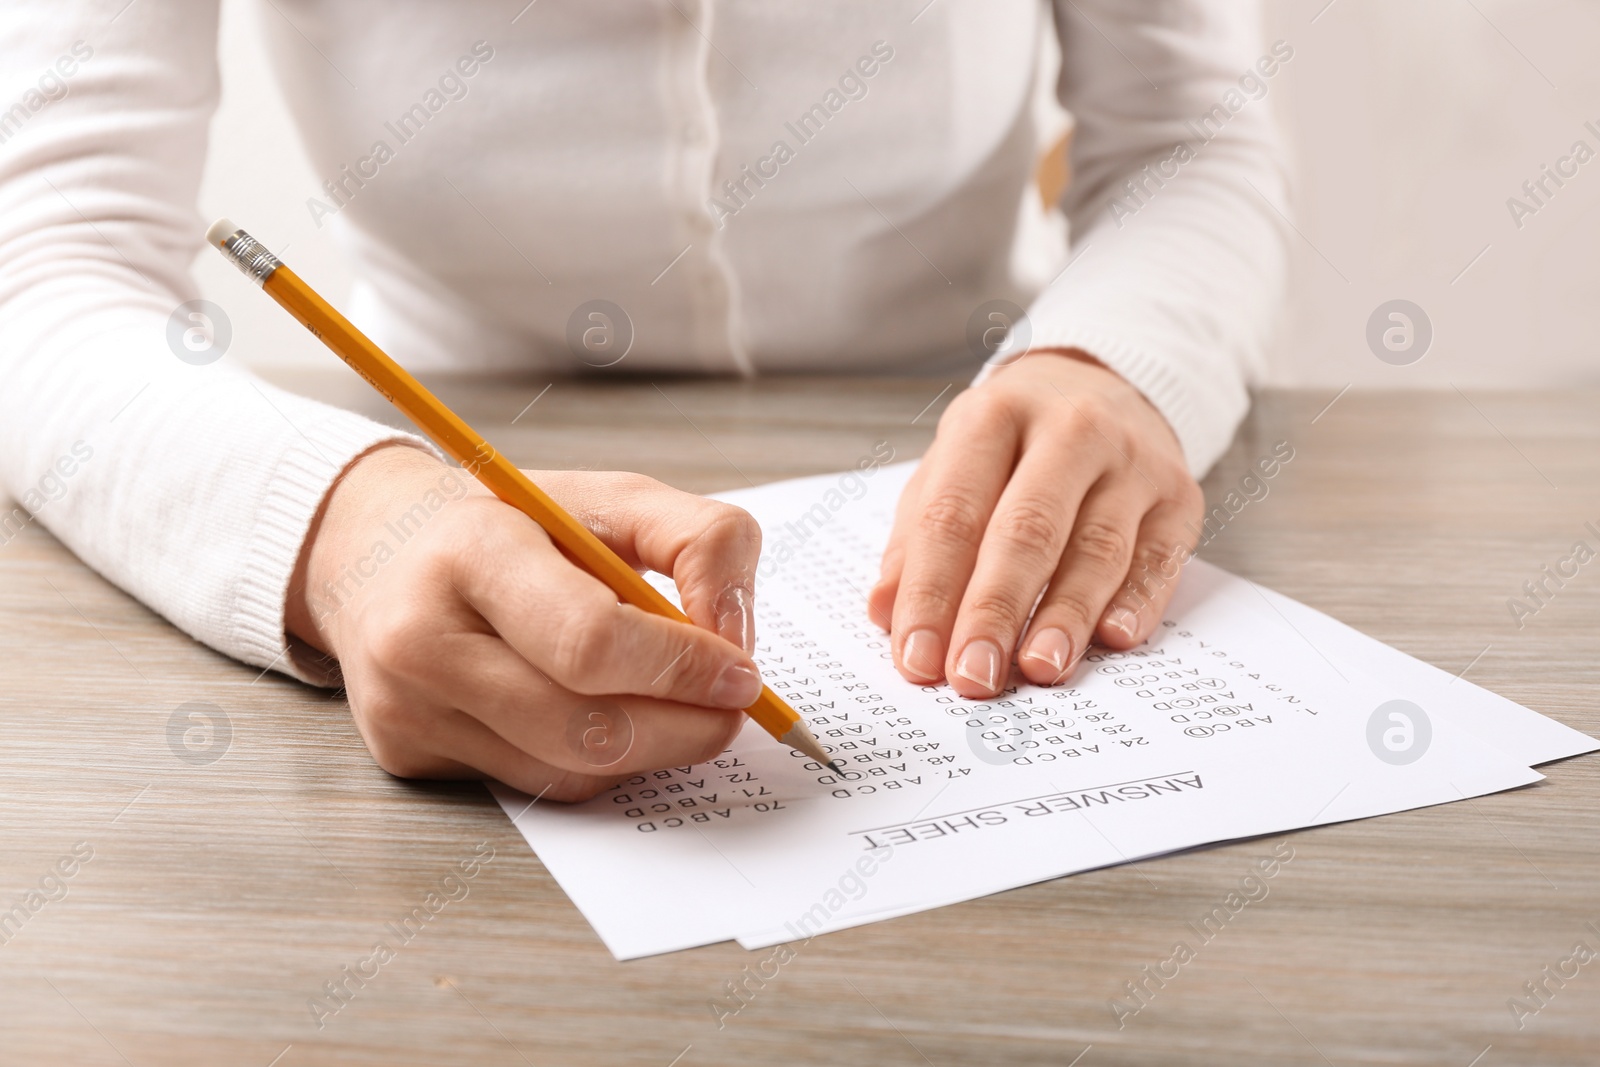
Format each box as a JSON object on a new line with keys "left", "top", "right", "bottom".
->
{"left": 492, "top": 463, "right": 1596, "bottom": 959}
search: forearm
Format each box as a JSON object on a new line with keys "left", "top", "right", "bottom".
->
{"left": 0, "top": 1, "right": 426, "bottom": 685}
{"left": 1039, "top": 0, "right": 1289, "bottom": 476}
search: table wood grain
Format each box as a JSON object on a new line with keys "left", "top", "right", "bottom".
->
{"left": 2, "top": 372, "right": 1597, "bottom": 1067}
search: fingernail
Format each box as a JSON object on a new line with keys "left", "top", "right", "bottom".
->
{"left": 715, "top": 585, "right": 755, "bottom": 653}
{"left": 1020, "top": 627, "right": 1073, "bottom": 683}
{"left": 1103, "top": 605, "right": 1139, "bottom": 641}
{"left": 953, "top": 638, "right": 1003, "bottom": 693}
{"left": 710, "top": 663, "right": 763, "bottom": 709}
{"left": 901, "top": 628, "right": 944, "bottom": 681}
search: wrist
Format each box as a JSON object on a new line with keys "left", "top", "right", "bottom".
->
{"left": 285, "top": 443, "right": 447, "bottom": 657}
{"left": 987, "top": 344, "right": 1186, "bottom": 457}
{"left": 1010, "top": 346, "right": 1103, "bottom": 372}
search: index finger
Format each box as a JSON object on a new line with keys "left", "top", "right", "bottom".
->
{"left": 448, "top": 504, "right": 765, "bottom": 711}
{"left": 535, "top": 471, "right": 764, "bottom": 653}
{"left": 886, "top": 395, "right": 1021, "bottom": 683}
{"left": 868, "top": 459, "right": 929, "bottom": 632}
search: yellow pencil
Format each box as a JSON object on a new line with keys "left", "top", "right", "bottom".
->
{"left": 207, "top": 218, "right": 835, "bottom": 770}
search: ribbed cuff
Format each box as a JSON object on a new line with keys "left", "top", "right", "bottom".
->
{"left": 230, "top": 394, "right": 436, "bottom": 688}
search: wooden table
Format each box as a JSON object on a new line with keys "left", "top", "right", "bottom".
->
{"left": 2, "top": 373, "right": 1596, "bottom": 1067}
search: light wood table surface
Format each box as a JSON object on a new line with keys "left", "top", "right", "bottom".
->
{"left": 2, "top": 372, "right": 1597, "bottom": 1067}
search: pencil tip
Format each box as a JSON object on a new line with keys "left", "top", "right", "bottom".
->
{"left": 778, "top": 720, "right": 835, "bottom": 771}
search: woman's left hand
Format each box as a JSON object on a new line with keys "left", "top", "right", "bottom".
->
{"left": 868, "top": 351, "right": 1205, "bottom": 699}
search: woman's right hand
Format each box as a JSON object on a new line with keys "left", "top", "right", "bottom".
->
{"left": 285, "top": 445, "right": 766, "bottom": 802}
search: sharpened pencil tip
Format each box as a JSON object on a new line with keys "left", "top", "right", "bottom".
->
{"left": 778, "top": 720, "right": 836, "bottom": 771}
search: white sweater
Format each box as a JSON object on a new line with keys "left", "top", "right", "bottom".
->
{"left": 0, "top": 0, "right": 1287, "bottom": 684}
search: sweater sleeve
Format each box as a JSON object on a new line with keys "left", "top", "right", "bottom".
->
{"left": 1001, "top": 0, "right": 1290, "bottom": 477}
{"left": 0, "top": 1, "right": 427, "bottom": 685}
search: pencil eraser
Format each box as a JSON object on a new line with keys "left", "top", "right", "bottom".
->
{"left": 206, "top": 217, "right": 240, "bottom": 248}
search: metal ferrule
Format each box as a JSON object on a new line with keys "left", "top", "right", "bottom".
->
{"left": 218, "top": 229, "right": 281, "bottom": 286}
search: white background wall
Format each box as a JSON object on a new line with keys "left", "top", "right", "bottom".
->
{"left": 197, "top": 0, "right": 1600, "bottom": 387}
{"left": 1259, "top": 0, "right": 1600, "bottom": 388}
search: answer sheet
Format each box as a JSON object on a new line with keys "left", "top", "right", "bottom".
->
{"left": 493, "top": 463, "right": 1597, "bottom": 959}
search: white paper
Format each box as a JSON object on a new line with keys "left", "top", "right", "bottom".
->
{"left": 493, "top": 463, "right": 1594, "bottom": 959}
{"left": 1244, "top": 581, "right": 1595, "bottom": 767}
